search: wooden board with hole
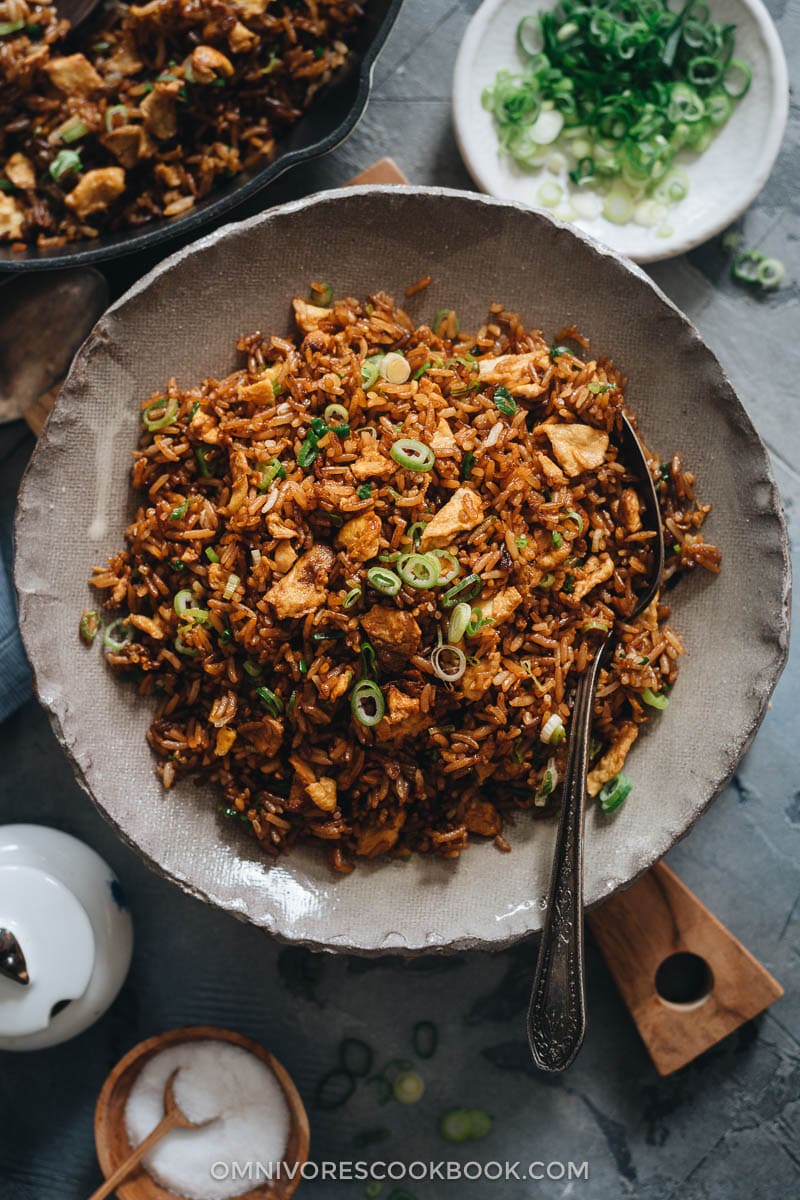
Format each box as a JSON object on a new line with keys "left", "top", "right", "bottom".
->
{"left": 588, "top": 862, "right": 783, "bottom": 1075}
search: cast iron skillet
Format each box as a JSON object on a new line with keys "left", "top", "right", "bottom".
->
{"left": 0, "top": 0, "right": 403, "bottom": 274}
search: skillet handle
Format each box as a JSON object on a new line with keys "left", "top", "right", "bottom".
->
{"left": 527, "top": 640, "right": 610, "bottom": 1072}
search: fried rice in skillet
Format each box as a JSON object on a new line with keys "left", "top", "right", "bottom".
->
{"left": 86, "top": 284, "right": 720, "bottom": 873}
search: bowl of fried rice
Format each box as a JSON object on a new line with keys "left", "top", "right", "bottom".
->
{"left": 16, "top": 186, "right": 789, "bottom": 952}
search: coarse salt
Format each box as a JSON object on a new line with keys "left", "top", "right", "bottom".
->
{"left": 125, "top": 1039, "right": 290, "bottom": 1200}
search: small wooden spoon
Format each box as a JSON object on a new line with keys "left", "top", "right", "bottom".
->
{"left": 88, "top": 1069, "right": 216, "bottom": 1200}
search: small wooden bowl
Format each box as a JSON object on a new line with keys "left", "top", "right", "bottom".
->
{"left": 95, "top": 1026, "right": 310, "bottom": 1200}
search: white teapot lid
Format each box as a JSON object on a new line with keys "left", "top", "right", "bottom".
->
{"left": 0, "top": 864, "right": 95, "bottom": 1037}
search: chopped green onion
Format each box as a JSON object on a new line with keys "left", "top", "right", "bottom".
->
{"left": 324, "top": 403, "right": 349, "bottom": 426}
{"left": 440, "top": 1108, "right": 493, "bottom": 1143}
{"left": 582, "top": 618, "right": 610, "bottom": 633}
{"left": 460, "top": 451, "right": 475, "bottom": 481}
{"left": 397, "top": 553, "right": 440, "bottom": 591}
{"left": 104, "top": 105, "right": 129, "bottom": 131}
{"left": 599, "top": 772, "right": 633, "bottom": 813}
{"left": 357, "top": 483, "right": 372, "bottom": 500}
{"left": 174, "top": 634, "right": 197, "bottom": 657}
{"left": 103, "top": 618, "right": 131, "bottom": 651}
{"left": 0, "top": 20, "right": 25, "bottom": 35}
{"left": 535, "top": 757, "right": 559, "bottom": 805}
{"left": 588, "top": 381, "right": 613, "bottom": 395}
{"left": 298, "top": 658, "right": 308, "bottom": 675}
{"left": 412, "top": 361, "right": 431, "bottom": 381}
{"left": 310, "top": 281, "right": 333, "bottom": 306}
{"left": 493, "top": 386, "right": 517, "bottom": 416}
{"left": 564, "top": 509, "right": 584, "bottom": 533}
{"left": 361, "top": 355, "right": 384, "bottom": 390}
{"left": 390, "top": 438, "right": 435, "bottom": 473}
{"left": 540, "top": 712, "right": 565, "bottom": 745}
{"left": 343, "top": 586, "right": 362, "bottom": 609}
{"left": 359, "top": 641, "right": 377, "bottom": 680}
{"left": 173, "top": 589, "right": 194, "bottom": 615}
{"left": 427, "top": 549, "right": 460, "bottom": 585}
{"left": 351, "top": 679, "right": 385, "bottom": 726}
{"left": 412, "top": 1020, "right": 438, "bottom": 1059}
{"left": 297, "top": 434, "right": 319, "bottom": 469}
{"left": 258, "top": 459, "right": 285, "bottom": 490}
{"left": 169, "top": 497, "right": 190, "bottom": 522}
{"left": 143, "top": 396, "right": 179, "bottom": 431}
{"left": 222, "top": 573, "right": 240, "bottom": 601}
{"left": 641, "top": 686, "right": 669, "bottom": 710}
{"left": 393, "top": 1071, "right": 425, "bottom": 1105}
{"left": 366, "top": 566, "right": 402, "bottom": 596}
{"left": 58, "top": 116, "right": 89, "bottom": 144}
{"left": 441, "top": 573, "right": 481, "bottom": 608}
{"left": 339, "top": 1037, "right": 373, "bottom": 1077}
{"left": 430, "top": 643, "right": 467, "bottom": 682}
{"left": 49, "top": 148, "right": 82, "bottom": 183}
{"left": 515, "top": 535, "right": 528, "bottom": 548}
{"left": 432, "top": 308, "right": 458, "bottom": 336}
{"left": 256, "top": 687, "right": 284, "bottom": 717}
{"left": 311, "top": 629, "right": 345, "bottom": 643}
{"left": 447, "top": 602, "right": 472, "bottom": 644}
{"left": 194, "top": 446, "right": 213, "bottom": 478}
{"left": 539, "top": 572, "right": 555, "bottom": 588}
{"left": 315, "top": 1069, "right": 356, "bottom": 1111}
{"left": 243, "top": 660, "right": 261, "bottom": 678}
{"left": 79, "top": 610, "right": 101, "bottom": 645}
{"left": 205, "top": 547, "right": 220, "bottom": 563}
{"left": 757, "top": 258, "right": 785, "bottom": 290}
{"left": 404, "top": 521, "right": 427, "bottom": 549}
{"left": 551, "top": 531, "right": 563, "bottom": 548}
{"left": 465, "top": 607, "right": 494, "bottom": 638}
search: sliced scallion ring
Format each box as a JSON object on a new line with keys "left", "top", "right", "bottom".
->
{"left": 756, "top": 257, "right": 784, "bottom": 290}
{"left": 360, "top": 355, "right": 384, "bottom": 390}
{"left": 430, "top": 643, "right": 467, "bottom": 682}
{"left": 397, "top": 553, "right": 440, "bottom": 590}
{"left": 256, "top": 687, "right": 283, "bottom": 717}
{"left": 323, "top": 402, "right": 349, "bottom": 426}
{"left": 447, "top": 602, "right": 472, "bottom": 644}
{"left": 641, "top": 686, "right": 669, "bottom": 710}
{"left": 428, "top": 549, "right": 460, "bottom": 585}
{"left": 143, "top": 396, "right": 179, "bottom": 431}
{"left": 564, "top": 509, "right": 584, "bottom": 534}
{"left": 103, "top": 618, "right": 131, "bottom": 651}
{"left": 441, "top": 573, "right": 481, "bottom": 608}
{"left": 598, "top": 772, "right": 633, "bottom": 813}
{"left": 343, "top": 586, "right": 362, "bottom": 609}
{"left": 351, "top": 679, "right": 385, "bottom": 727}
{"left": 393, "top": 1070, "right": 425, "bottom": 1105}
{"left": 366, "top": 566, "right": 401, "bottom": 596}
{"left": 390, "top": 438, "right": 435, "bottom": 473}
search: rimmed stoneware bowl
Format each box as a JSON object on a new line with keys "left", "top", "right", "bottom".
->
{"left": 16, "top": 186, "right": 790, "bottom": 953}
{"left": 94, "top": 1025, "right": 309, "bottom": 1200}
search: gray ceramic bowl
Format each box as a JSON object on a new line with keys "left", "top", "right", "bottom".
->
{"left": 15, "top": 187, "right": 790, "bottom": 953}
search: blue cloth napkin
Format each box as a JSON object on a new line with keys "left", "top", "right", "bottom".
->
{"left": 0, "top": 423, "right": 33, "bottom": 723}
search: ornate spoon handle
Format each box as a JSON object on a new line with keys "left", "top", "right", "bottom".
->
{"left": 527, "top": 639, "right": 610, "bottom": 1072}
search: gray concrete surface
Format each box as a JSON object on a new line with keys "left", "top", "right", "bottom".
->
{"left": 0, "top": 0, "right": 798, "bottom": 1196}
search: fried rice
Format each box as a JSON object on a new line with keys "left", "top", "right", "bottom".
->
{"left": 0, "top": 0, "right": 362, "bottom": 248}
{"left": 87, "top": 285, "right": 721, "bottom": 872}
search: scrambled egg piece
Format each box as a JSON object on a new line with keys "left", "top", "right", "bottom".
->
{"left": 335, "top": 512, "right": 382, "bottom": 562}
{"left": 478, "top": 586, "right": 523, "bottom": 628}
{"left": 572, "top": 554, "right": 615, "bottom": 601}
{"left": 587, "top": 725, "right": 638, "bottom": 796}
{"left": 306, "top": 777, "right": 337, "bottom": 813}
{"left": 293, "top": 298, "right": 331, "bottom": 332}
{"left": 537, "top": 452, "right": 567, "bottom": 486}
{"left": 65, "top": 168, "right": 126, "bottom": 219}
{"left": 375, "top": 686, "right": 429, "bottom": 743}
{"left": 620, "top": 487, "right": 642, "bottom": 532}
{"left": 463, "top": 798, "right": 501, "bottom": 837}
{"left": 419, "top": 487, "right": 483, "bottom": 550}
{"left": 141, "top": 85, "right": 179, "bottom": 139}
{"left": 360, "top": 606, "right": 422, "bottom": 672}
{"left": 478, "top": 352, "right": 547, "bottom": 399}
{"left": 6, "top": 153, "right": 35, "bottom": 190}
{"left": 461, "top": 649, "right": 502, "bottom": 701}
{"left": 351, "top": 434, "right": 394, "bottom": 481}
{"left": 265, "top": 545, "right": 335, "bottom": 619}
{"left": 431, "top": 418, "right": 458, "bottom": 455}
{"left": 538, "top": 423, "right": 609, "bottom": 477}
{"left": 45, "top": 53, "right": 103, "bottom": 96}
{"left": 102, "top": 125, "right": 153, "bottom": 169}
{"left": 0, "top": 193, "right": 25, "bottom": 240}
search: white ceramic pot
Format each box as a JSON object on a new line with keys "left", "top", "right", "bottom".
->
{"left": 0, "top": 824, "right": 133, "bottom": 1050}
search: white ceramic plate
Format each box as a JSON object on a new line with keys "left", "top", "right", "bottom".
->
{"left": 452, "top": 0, "right": 788, "bottom": 262}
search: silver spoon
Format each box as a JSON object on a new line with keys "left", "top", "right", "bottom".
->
{"left": 527, "top": 412, "right": 665, "bottom": 1072}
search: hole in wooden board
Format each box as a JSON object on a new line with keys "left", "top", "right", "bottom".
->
{"left": 655, "top": 952, "right": 714, "bottom": 1010}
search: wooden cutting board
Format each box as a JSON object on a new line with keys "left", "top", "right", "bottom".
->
{"left": 23, "top": 155, "right": 782, "bottom": 1074}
